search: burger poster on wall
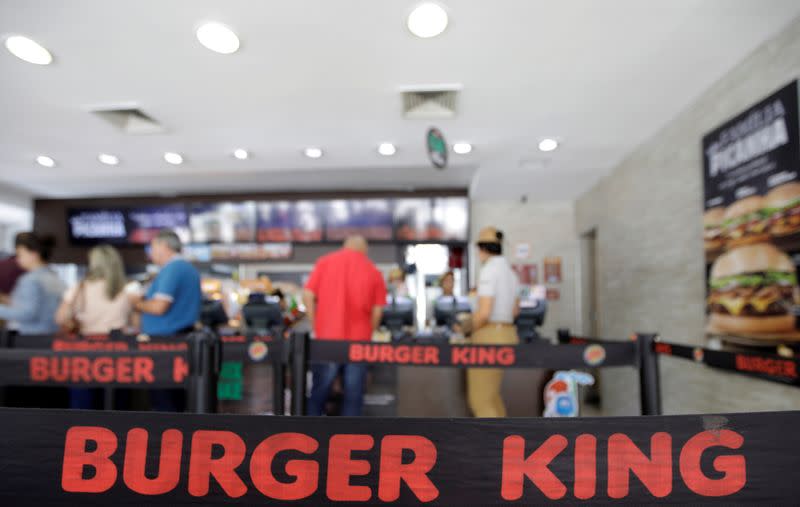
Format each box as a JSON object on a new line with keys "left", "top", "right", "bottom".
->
{"left": 703, "top": 80, "right": 800, "bottom": 339}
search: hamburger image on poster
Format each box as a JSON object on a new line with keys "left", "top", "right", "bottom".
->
{"left": 704, "top": 207, "right": 725, "bottom": 252}
{"left": 721, "top": 196, "right": 770, "bottom": 248}
{"left": 707, "top": 243, "right": 799, "bottom": 334}
{"left": 763, "top": 182, "right": 800, "bottom": 236}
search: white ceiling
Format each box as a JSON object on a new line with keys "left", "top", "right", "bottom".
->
{"left": 1, "top": 0, "right": 798, "bottom": 201}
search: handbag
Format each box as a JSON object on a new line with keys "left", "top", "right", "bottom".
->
{"left": 60, "top": 281, "right": 85, "bottom": 335}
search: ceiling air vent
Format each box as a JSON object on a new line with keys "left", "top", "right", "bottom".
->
{"left": 91, "top": 107, "right": 165, "bottom": 134}
{"left": 400, "top": 84, "right": 461, "bottom": 119}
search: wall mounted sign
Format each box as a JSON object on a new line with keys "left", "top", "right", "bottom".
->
{"left": 512, "top": 264, "right": 538, "bottom": 285}
{"left": 702, "top": 80, "right": 800, "bottom": 341}
{"left": 546, "top": 287, "right": 560, "bottom": 301}
{"left": 426, "top": 127, "right": 448, "bottom": 169}
{"left": 543, "top": 256, "right": 562, "bottom": 283}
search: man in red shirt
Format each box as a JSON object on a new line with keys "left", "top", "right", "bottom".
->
{"left": 303, "top": 235, "right": 387, "bottom": 415}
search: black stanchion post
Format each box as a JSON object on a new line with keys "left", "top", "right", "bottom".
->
{"left": 291, "top": 331, "right": 308, "bottom": 416}
{"left": 272, "top": 337, "right": 285, "bottom": 416}
{"left": 636, "top": 333, "right": 662, "bottom": 416}
{"left": 102, "top": 388, "right": 114, "bottom": 410}
{"left": 188, "top": 330, "right": 218, "bottom": 414}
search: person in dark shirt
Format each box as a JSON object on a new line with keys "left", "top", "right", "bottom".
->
{"left": 0, "top": 235, "right": 26, "bottom": 296}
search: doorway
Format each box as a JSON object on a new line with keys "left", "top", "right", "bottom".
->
{"left": 580, "top": 229, "right": 599, "bottom": 336}
{"left": 579, "top": 228, "right": 602, "bottom": 411}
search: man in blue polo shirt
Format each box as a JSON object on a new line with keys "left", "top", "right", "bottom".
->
{"left": 131, "top": 229, "right": 201, "bottom": 411}
{"left": 133, "top": 229, "right": 201, "bottom": 336}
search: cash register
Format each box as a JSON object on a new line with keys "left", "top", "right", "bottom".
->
{"left": 381, "top": 296, "right": 415, "bottom": 340}
{"left": 515, "top": 299, "right": 547, "bottom": 342}
{"left": 434, "top": 295, "right": 473, "bottom": 328}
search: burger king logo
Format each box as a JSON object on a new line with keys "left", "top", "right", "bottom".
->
{"left": 693, "top": 347, "right": 704, "bottom": 363}
{"left": 583, "top": 344, "right": 606, "bottom": 367}
{"left": 248, "top": 341, "right": 269, "bottom": 362}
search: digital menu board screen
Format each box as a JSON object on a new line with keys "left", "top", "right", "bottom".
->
{"left": 431, "top": 197, "right": 469, "bottom": 241}
{"left": 67, "top": 209, "right": 127, "bottom": 245}
{"left": 394, "top": 198, "right": 433, "bottom": 241}
{"left": 291, "top": 200, "right": 324, "bottom": 242}
{"left": 190, "top": 202, "right": 256, "bottom": 243}
{"left": 127, "top": 204, "right": 190, "bottom": 244}
{"left": 325, "top": 199, "right": 393, "bottom": 241}
{"left": 256, "top": 201, "right": 293, "bottom": 242}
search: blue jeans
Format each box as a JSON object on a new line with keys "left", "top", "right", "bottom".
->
{"left": 306, "top": 363, "right": 367, "bottom": 416}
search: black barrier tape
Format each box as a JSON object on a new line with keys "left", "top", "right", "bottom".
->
{"left": 10, "top": 334, "right": 285, "bottom": 364}
{"left": 307, "top": 339, "right": 638, "bottom": 369}
{"left": 655, "top": 341, "right": 800, "bottom": 387}
{"left": 0, "top": 407, "right": 797, "bottom": 505}
{"left": 0, "top": 349, "right": 189, "bottom": 387}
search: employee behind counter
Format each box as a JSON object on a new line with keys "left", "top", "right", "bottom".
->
{"left": 467, "top": 226, "right": 520, "bottom": 417}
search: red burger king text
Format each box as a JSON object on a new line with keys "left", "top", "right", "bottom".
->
{"left": 62, "top": 427, "right": 439, "bottom": 502}
{"left": 29, "top": 355, "right": 189, "bottom": 384}
{"left": 348, "top": 343, "right": 516, "bottom": 366}
{"left": 735, "top": 354, "right": 798, "bottom": 378}
{"left": 60, "top": 426, "right": 746, "bottom": 502}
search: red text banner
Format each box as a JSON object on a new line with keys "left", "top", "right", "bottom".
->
{"left": 0, "top": 349, "right": 189, "bottom": 387}
{"left": 654, "top": 341, "right": 800, "bottom": 387}
{"left": 308, "top": 339, "right": 637, "bottom": 369}
{"left": 0, "top": 408, "right": 797, "bottom": 505}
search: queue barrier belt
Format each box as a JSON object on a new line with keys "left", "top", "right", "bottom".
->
{"left": 0, "top": 406, "right": 797, "bottom": 505}
{"left": 0, "top": 348, "right": 190, "bottom": 388}
{"left": 560, "top": 330, "right": 800, "bottom": 390}
{"left": 306, "top": 339, "right": 638, "bottom": 370}
{"left": 2, "top": 332, "right": 289, "bottom": 414}
{"left": 654, "top": 340, "right": 800, "bottom": 387}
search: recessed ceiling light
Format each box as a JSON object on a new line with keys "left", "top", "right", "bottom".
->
{"left": 378, "top": 143, "right": 397, "bottom": 156}
{"left": 196, "top": 22, "right": 240, "bottom": 54}
{"left": 164, "top": 152, "right": 183, "bottom": 165}
{"left": 407, "top": 3, "right": 449, "bottom": 39}
{"left": 453, "top": 142, "right": 472, "bottom": 154}
{"left": 233, "top": 148, "right": 249, "bottom": 160}
{"left": 538, "top": 138, "right": 559, "bottom": 152}
{"left": 4, "top": 35, "right": 52, "bottom": 65}
{"left": 304, "top": 147, "right": 323, "bottom": 159}
{"left": 98, "top": 153, "right": 119, "bottom": 166}
{"left": 35, "top": 155, "right": 55, "bottom": 167}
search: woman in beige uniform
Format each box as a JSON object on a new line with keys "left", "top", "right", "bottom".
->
{"left": 468, "top": 226, "right": 520, "bottom": 417}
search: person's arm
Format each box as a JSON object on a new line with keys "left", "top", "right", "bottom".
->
{"left": 371, "top": 269, "right": 388, "bottom": 331}
{"left": 0, "top": 275, "right": 39, "bottom": 322}
{"left": 302, "top": 289, "right": 316, "bottom": 325}
{"left": 133, "top": 297, "right": 171, "bottom": 316}
{"left": 371, "top": 305, "right": 384, "bottom": 330}
{"left": 512, "top": 297, "right": 520, "bottom": 320}
{"left": 302, "top": 263, "right": 322, "bottom": 328}
{"left": 473, "top": 264, "right": 497, "bottom": 331}
{"left": 131, "top": 266, "right": 175, "bottom": 316}
{"left": 55, "top": 286, "right": 77, "bottom": 326}
{"left": 473, "top": 296, "right": 495, "bottom": 330}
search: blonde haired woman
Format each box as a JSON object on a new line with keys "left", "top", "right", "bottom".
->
{"left": 56, "top": 245, "right": 132, "bottom": 408}
{"left": 57, "top": 244, "right": 132, "bottom": 335}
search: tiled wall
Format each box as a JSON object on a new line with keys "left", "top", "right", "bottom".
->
{"left": 575, "top": 17, "right": 800, "bottom": 414}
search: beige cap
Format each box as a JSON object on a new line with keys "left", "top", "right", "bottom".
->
{"left": 477, "top": 226, "right": 501, "bottom": 244}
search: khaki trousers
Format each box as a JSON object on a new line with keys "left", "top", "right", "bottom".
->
{"left": 467, "top": 323, "right": 519, "bottom": 417}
